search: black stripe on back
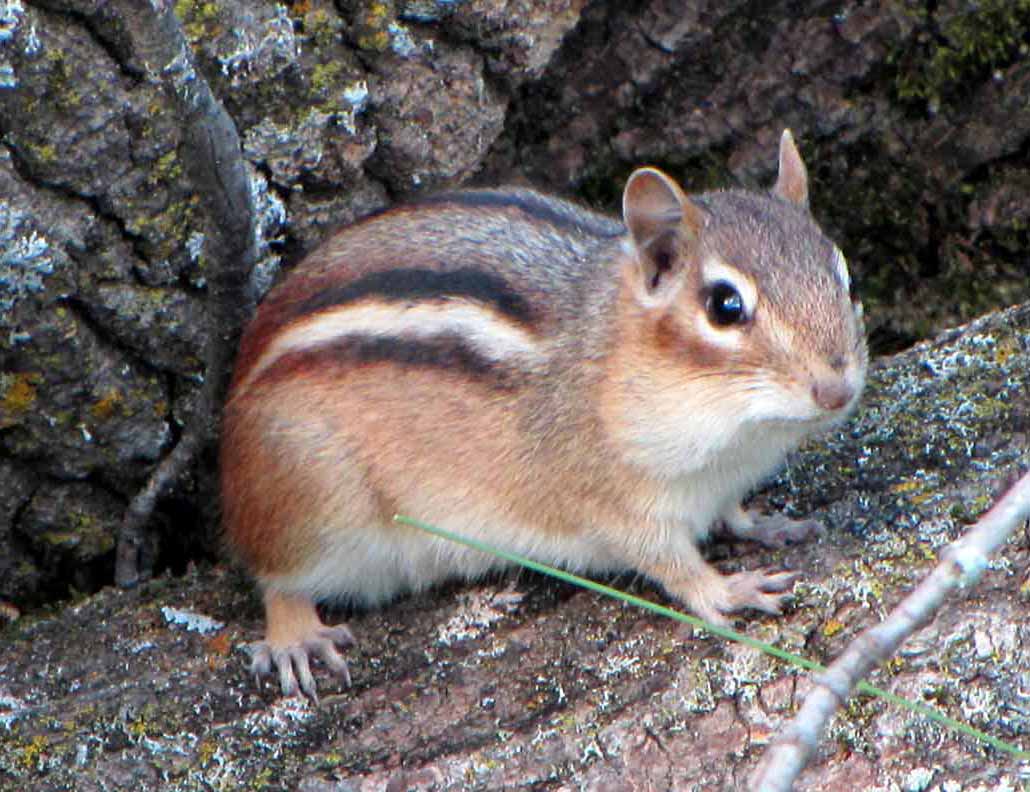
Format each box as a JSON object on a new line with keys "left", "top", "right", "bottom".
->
{"left": 259, "top": 334, "right": 517, "bottom": 391}
{"left": 418, "top": 189, "right": 624, "bottom": 239}
{"left": 290, "top": 268, "right": 534, "bottom": 325}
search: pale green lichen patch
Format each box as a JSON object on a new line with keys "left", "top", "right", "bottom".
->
{"left": 172, "top": 0, "right": 223, "bottom": 42}
{"left": 291, "top": 3, "right": 343, "bottom": 49}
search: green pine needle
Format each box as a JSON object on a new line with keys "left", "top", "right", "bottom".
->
{"left": 394, "top": 513, "right": 1029, "bottom": 760}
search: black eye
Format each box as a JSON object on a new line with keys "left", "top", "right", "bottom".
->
{"left": 706, "top": 281, "right": 747, "bottom": 326}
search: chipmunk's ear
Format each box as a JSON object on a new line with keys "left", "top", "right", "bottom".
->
{"left": 774, "top": 129, "right": 809, "bottom": 208}
{"left": 623, "top": 167, "right": 704, "bottom": 306}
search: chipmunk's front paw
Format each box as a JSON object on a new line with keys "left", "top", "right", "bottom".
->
{"left": 665, "top": 565, "right": 801, "bottom": 626}
{"left": 721, "top": 568, "right": 801, "bottom": 615}
{"left": 721, "top": 505, "right": 825, "bottom": 549}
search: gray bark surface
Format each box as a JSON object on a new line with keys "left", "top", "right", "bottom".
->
{"left": 2, "top": 303, "right": 1028, "bottom": 789}
{"left": 1, "top": 1, "right": 1029, "bottom": 786}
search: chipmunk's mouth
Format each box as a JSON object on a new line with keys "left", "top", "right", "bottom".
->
{"left": 750, "top": 396, "right": 860, "bottom": 430}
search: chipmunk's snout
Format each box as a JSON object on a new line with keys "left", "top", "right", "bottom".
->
{"left": 811, "top": 378, "right": 855, "bottom": 412}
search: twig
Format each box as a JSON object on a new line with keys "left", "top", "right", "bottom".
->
{"left": 111, "top": 0, "right": 257, "bottom": 586}
{"left": 751, "top": 470, "right": 1030, "bottom": 791}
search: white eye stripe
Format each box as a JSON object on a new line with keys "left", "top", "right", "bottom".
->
{"left": 832, "top": 246, "right": 850, "bottom": 292}
{"left": 700, "top": 257, "right": 757, "bottom": 316}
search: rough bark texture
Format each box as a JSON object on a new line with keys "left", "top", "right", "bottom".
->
{"left": 1, "top": 0, "right": 1029, "bottom": 786}
{"left": 1, "top": 303, "right": 1028, "bottom": 789}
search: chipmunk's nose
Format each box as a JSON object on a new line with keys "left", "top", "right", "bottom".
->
{"left": 812, "top": 378, "right": 854, "bottom": 412}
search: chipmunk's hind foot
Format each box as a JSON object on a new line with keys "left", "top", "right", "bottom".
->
{"left": 250, "top": 590, "right": 355, "bottom": 702}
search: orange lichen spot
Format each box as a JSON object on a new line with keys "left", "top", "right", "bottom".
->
{"left": 90, "top": 390, "right": 123, "bottom": 420}
{"left": 1, "top": 372, "right": 40, "bottom": 426}
{"left": 19, "top": 735, "right": 48, "bottom": 769}
{"left": 890, "top": 479, "right": 921, "bottom": 494}
{"left": 205, "top": 632, "right": 232, "bottom": 658}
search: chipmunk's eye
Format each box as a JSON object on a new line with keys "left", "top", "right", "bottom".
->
{"left": 706, "top": 281, "right": 747, "bottom": 326}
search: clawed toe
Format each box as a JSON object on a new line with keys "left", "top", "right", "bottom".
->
{"left": 320, "top": 624, "right": 356, "bottom": 647}
{"left": 752, "top": 568, "right": 802, "bottom": 592}
{"left": 250, "top": 643, "right": 273, "bottom": 678}
{"left": 250, "top": 639, "right": 351, "bottom": 702}
{"left": 304, "top": 635, "right": 353, "bottom": 687}
{"left": 724, "top": 569, "right": 801, "bottom": 614}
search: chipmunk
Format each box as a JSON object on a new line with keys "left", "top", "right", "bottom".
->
{"left": 221, "top": 130, "right": 867, "bottom": 699}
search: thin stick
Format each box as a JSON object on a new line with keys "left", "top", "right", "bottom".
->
{"left": 752, "top": 470, "right": 1030, "bottom": 791}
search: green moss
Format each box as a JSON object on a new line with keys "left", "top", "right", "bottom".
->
{"left": 126, "top": 194, "right": 201, "bottom": 261}
{"left": 39, "top": 531, "right": 81, "bottom": 549}
{"left": 890, "top": 479, "right": 923, "bottom": 495}
{"left": 126, "top": 716, "right": 150, "bottom": 740}
{"left": 17, "top": 559, "right": 37, "bottom": 576}
{"left": 29, "top": 142, "right": 58, "bottom": 165}
{"left": 321, "top": 751, "right": 344, "bottom": 766}
{"left": 40, "top": 509, "right": 115, "bottom": 559}
{"left": 359, "top": 29, "right": 391, "bottom": 51}
{"left": 971, "top": 396, "right": 1007, "bottom": 418}
{"left": 150, "top": 150, "right": 183, "bottom": 186}
{"left": 890, "top": 0, "right": 1030, "bottom": 109}
{"left": 250, "top": 768, "right": 276, "bottom": 789}
{"left": 197, "top": 739, "right": 218, "bottom": 766}
{"left": 44, "top": 50, "right": 83, "bottom": 112}
{"left": 994, "top": 337, "right": 1020, "bottom": 365}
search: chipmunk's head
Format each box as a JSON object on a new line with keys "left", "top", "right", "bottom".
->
{"left": 610, "top": 130, "right": 867, "bottom": 476}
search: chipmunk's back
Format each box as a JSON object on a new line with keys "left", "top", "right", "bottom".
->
{"left": 231, "top": 189, "right": 625, "bottom": 395}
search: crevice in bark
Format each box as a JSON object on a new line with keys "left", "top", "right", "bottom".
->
{"left": 26, "top": 0, "right": 148, "bottom": 82}
{"left": 104, "top": 0, "right": 257, "bottom": 589}
{"left": 0, "top": 137, "right": 166, "bottom": 293}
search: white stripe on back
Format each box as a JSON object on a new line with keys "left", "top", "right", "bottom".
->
{"left": 235, "top": 299, "right": 542, "bottom": 396}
